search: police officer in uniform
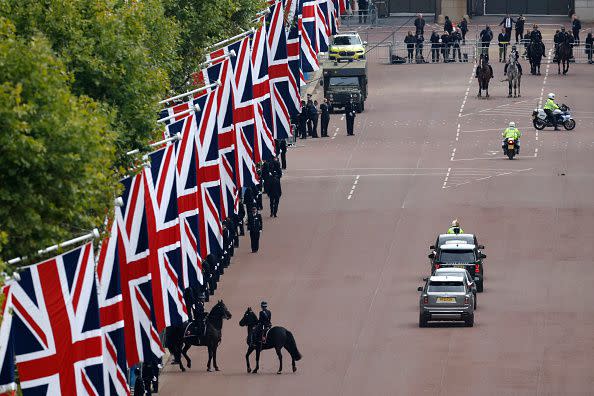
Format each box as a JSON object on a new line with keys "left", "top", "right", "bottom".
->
{"left": 247, "top": 207, "right": 263, "bottom": 252}
{"left": 345, "top": 97, "right": 356, "bottom": 136}
{"left": 268, "top": 173, "right": 282, "bottom": 218}
{"left": 257, "top": 301, "right": 272, "bottom": 344}
{"left": 194, "top": 292, "right": 207, "bottom": 339}
{"left": 276, "top": 138, "right": 288, "bottom": 169}
{"left": 320, "top": 98, "right": 331, "bottom": 137}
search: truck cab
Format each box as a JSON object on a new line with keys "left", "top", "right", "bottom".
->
{"left": 321, "top": 60, "right": 368, "bottom": 113}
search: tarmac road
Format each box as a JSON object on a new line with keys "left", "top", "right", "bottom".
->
{"left": 159, "top": 28, "right": 594, "bottom": 395}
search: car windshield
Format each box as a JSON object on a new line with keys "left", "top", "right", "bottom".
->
{"left": 329, "top": 76, "right": 359, "bottom": 86}
{"left": 438, "top": 250, "right": 476, "bottom": 264}
{"left": 439, "top": 235, "right": 475, "bottom": 245}
{"left": 428, "top": 281, "right": 465, "bottom": 293}
{"left": 436, "top": 271, "right": 468, "bottom": 281}
{"left": 334, "top": 36, "right": 361, "bottom": 45}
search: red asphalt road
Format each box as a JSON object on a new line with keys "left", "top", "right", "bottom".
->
{"left": 159, "top": 35, "right": 594, "bottom": 395}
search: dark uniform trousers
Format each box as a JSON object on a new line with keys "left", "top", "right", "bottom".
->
{"left": 248, "top": 214, "right": 263, "bottom": 252}
{"left": 321, "top": 114, "right": 330, "bottom": 136}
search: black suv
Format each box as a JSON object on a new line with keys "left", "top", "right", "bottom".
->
{"left": 428, "top": 234, "right": 486, "bottom": 292}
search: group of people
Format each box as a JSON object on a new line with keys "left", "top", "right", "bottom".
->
{"left": 295, "top": 94, "right": 332, "bottom": 138}
{"left": 404, "top": 13, "right": 469, "bottom": 63}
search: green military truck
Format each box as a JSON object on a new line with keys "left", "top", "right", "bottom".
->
{"left": 321, "top": 60, "right": 368, "bottom": 113}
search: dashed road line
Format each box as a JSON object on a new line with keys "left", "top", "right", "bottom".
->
{"left": 450, "top": 148, "right": 456, "bottom": 161}
{"left": 534, "top": 148, "right": 538, "bottom": 157}
{"left": 347, "top": 175, "right": 360, "bottom": 200}
{"left": 442, "top": 167, "right": 451, "bottom": 189}
{"left": 456, "top": 124, "right": 460, "bottom": 141}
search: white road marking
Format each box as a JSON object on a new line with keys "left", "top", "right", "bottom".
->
{"left": 442, "top": 167, "right": 452, "bottom": 189}
{"left": 347, "top": 175, "right": 360, "bottom": 200}
{"left": 534, "top": 148, "right": 538, "bottom": 157}
{"left": 450, "top": 148, "right": 456, "bottom": 161}
{"left": 340, "top": 115, "right": 345, "bottom": 121}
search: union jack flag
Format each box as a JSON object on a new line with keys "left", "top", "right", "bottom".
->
{"left": 299, "top": 0, "right": 320, "bottom": 72}
{"left": 158, "top": 102, "right": 191, "bottom": 127}
{"left": 96, "top": 220, "right": 130, "bottom": 396}
{"left": 287, "top": 22, "right": 307, "bottom": 92}
{"left": 202, "top": 58, "right": 239, "bottom": 219}
{"left": 170, "top": 114, "right": 204, "bottom": 288}
{"left": 193, "top": 90, "right": 224, "bottom": 259}
{"left": 251, "top": 17, "right": 276, "bottom": 162}
{"left": 316, "top": 0, "right": 331, "bottom": 52}
{"left": 8, "top": 243, "right": 104, "bottom": 395}
{"left": 143, "top": 145, "right": 188, "bottom": 330}
{"left": 0, "top": 285, "right": 16, "bottom": 395}
{"left": 329, "top": 0, "right": 339, "bottom": 34}
{"left": 267, "top": 1, "right": 299, "bottom": 138}
{"left": 116, "top": 174, "right": 165, "bottom": 367}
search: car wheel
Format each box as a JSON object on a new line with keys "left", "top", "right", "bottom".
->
{"left": 419, "top": 313, "right": 428, "bottom": 328}
{"left": 474, "top": 293, "right": 477, "bottom": 310}
{"left": 477, "top": 280, "right": 484, "bottom": 293}
{"left": 465, "top": 314, "right": 474, "bottom": 327}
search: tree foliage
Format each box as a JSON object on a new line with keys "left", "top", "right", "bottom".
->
{"left": 0, "top": 18, "right": 118, "bottom": 261}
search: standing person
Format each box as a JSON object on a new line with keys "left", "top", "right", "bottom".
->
{"left": 299, "top": 100, "right": 308, "bottom": 139}
{"left": 572, "top": 14, "right": 581, "bottom": 45}
{"left": 415, "top": 33, "right": 425, "bottom": 62}
{"left": 270, "top": 155, "right": 283, "bottom": 179}
{"left": 450, "top": 28, "right": 462, "bottom": 62}
{"left": 414, "top": 13, "right": 425, "bottom": 35}
{"left": 498, "top": 28, "right": 510, "bottom": 62}
{"left": 586, "top": 31, "right": 593, "bottom": 64}
{"left": 459, "top": 17, "right": 468, "bottom": 44}
{"left": 430, "top": 30, "right": 441, "bottom": 62}
{"left": 440, "top": 31, "right": 450, "bottom": 62}
{"left": 404, "top": 31, "right": 416, "bottom": 63}
{"left": 444, "top": 16, "right": 453, "bottom": 34}
{"left": 247, "top": 207, "right": 263, "bottom": 253}
{"left": 311, "top": 100, "right": 319, "bottom": 137}
{"left": 345, "top": 97, "right": 356, "bottom": 136}
{"left": 515, "top": 14, "right": 525, "bottom": 43}
{"left": 268, "top": 174, "right": 282, "bottom": 218}
{"left": 320, "top": 98, "right": 331, "bottom": 137}
{"left": 237, "top": 197, "right": 245, "bottom": 236}
{"left": 499, "top": 13, "right": 514, "bottom": 39}
{"left": 306, "top": 95, "right": 314, "bottom": 136}
{"left": 277, "top": 138, "right": 287, "bottom": 169}
{"left": 358, "top": 0, "right": 369, "bottom": 23}
{"left": 479, "top": 25, "right": 493, "bottom": 57}
{"left": 133, "top": 367, "right": 145, "bottom": 396}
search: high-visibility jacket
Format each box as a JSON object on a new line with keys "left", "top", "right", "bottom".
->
{"left": 502, "top": 127, "right": 521, "bottom": 140}
{"left": 447, "top": 227, "right": 465, "bottom": 234}
{"left": 544, "top": 98, "right": 559, "bottom": 111}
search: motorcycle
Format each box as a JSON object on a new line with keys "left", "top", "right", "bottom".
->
{"left": 532, "top": 104, "right": 576, "bottom": 131}
{"left": 502, "top": 138, "right": 518, "bottom": 160}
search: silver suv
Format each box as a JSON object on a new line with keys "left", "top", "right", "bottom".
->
{"left": 418, "top": 275, "right": 475, "bottom": 327}
{"left": 432, "top": 267, "right": 477, "bottom": 309}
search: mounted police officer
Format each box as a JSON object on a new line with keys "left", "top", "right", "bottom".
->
{"left": 194, "top": 291, "right": 208, "bottom": 339}
{"left": 504, "top": 45, "right": 523, "bottom": 75}
{"left": 528, "top": 24, "right": 542, "bottom": 43}
{"left": 257, "top": 301, "right": 272, "bottom": 344}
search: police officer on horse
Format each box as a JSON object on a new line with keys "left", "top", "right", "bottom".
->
{"left": 256, "top": 301, "right": 272, "bottom": 344}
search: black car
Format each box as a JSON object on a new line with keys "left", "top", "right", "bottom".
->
{"left": 428, "top": 234, "right": 486, "bottom": 292}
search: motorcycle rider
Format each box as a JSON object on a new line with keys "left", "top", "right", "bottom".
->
{"left": 447, "top": 219, "right": 464, "bottom": 235}
{"left": 502, "top": 121, "right": 521, "bottom": 154}
{"left": 544, "top": 93, "right": 560, "bottom": 131}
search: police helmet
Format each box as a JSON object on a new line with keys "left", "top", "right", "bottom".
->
{"left": 197, "top": 291, "right": 206, "bottom": 300}
{"left": 561, "top": 26, "right": 566, "bottom": 31}
{"left": 548, "top": 93, "right": 555, "bottom": 100}
{"left": 509, "top": 121, "right": 516, "bottom": 128}
{"left": 451, "top": 219, "right": 460, "bottom": 227}
{"left": 261, "top": 301, "right": 268, "bottom": 308}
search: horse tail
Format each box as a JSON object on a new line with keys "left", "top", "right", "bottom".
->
{"left": 285, "top": 330, "right": 302, "bottom": 361}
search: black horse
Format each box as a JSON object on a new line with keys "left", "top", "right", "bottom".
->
{"left": 527, "top": 40, "right": 545, "bottom": 75}
{"left": 165, "top": 300, "right": 232, "bottom": 372}
{"left": 476, "top": 53, "right": 493, "bottom": 98}
{"left": 557, "top": 40, "right": 571, "bottom": 75}
{"left": 239, "top": 307, "right": 302, "bottom": 374}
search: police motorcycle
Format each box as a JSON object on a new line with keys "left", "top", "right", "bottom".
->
{"left": 503, "top": 137, "right": 518, "bottom": 160}
{"left": 532, "top": 104, "right": 576, "bottom": 131}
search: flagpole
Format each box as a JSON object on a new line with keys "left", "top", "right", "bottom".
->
{"left": 156, "top": 103, "right": 201, "bottom": 124}
{"left": 159, "top": 81, "right": 221, "bottom": 105}
{"left": 7, "top": 229, "right": 100, "bottom": 265}
{"left": 206, "top": 28, "right": 256, "bottom": 51}
{"left": 126, "top": 132, "right": 182, "bottom": 156}
{"left": 200, "top": 50, "right": 236, "bottom": 69}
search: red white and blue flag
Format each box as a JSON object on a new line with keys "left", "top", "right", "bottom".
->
{"left": 7, "top": 243, "right": 104, "bottom": 395}
{"left": 96, "top": 220, "right": 130, "bottom": 396}
{"left": 317, "top": 0, "right": 331, "bottom": 52}
{"left": 267, "top": 1, "right": 298, "bottom": 138}
{"left": 143, "top": 145, "right": 189, "bottom": 330}
{"left": 170, "top": 114, "right": 204, "bottom": 288}
{"left": 116, "top": 174, "right": 165, "bottom": 367}
{"left": 202, "top": 57, "right": 239, "bottom": 219}
{"left": 0, "top": 285, "right": 16, "bottom": 396}
{"left": 251, "top": 18, "right": 276, "bottom": 162}
{"left": 299, "top": 0, "right": 320, "bottom": 72}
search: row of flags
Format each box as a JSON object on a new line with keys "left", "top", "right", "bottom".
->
{"left": 0, "top": 0, "right": 344, "bottom": 394}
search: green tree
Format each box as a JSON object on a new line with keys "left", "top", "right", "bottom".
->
{"left": 0, "top": 18, "right": 118, "bottom": 261}
{"left": 164, "top": 0, "right": 264, "bottom": 89}
{"left": 1, "top": 0, "right": 180, "bottom": 163}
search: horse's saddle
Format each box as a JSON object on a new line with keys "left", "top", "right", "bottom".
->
{"left": 184, "top": 319, "right": 207, "bottom": 344}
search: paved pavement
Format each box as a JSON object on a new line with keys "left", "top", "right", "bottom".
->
{"left": 158, "top": 20, "right": 594, "bottom": 395}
